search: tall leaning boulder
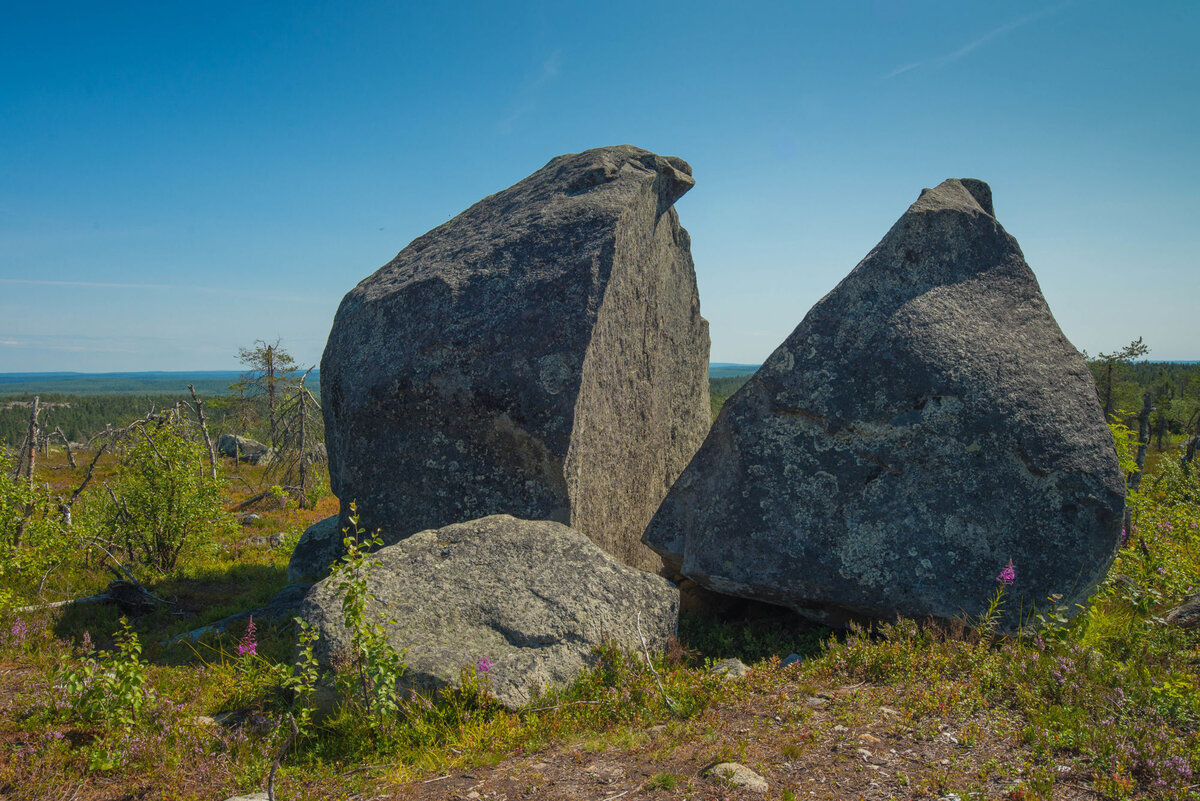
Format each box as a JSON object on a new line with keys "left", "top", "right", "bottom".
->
{"left": 644, "top": 179, "right": 1125, "bottom": 627}
{"left": 316, "top": 146, "right": 710, "bottom": 572}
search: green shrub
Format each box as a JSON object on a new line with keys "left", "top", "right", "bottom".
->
{"left": 57, "top": 618, "right": 151, "bottom": 728}
{"left": 0, "top": 448, "right": 67, "bottom": 610}
{"left": 330, "top": 503, "right": 407, "bottom": 731}
{"left": 95, "top": 416, "right": 235, "bottom": 572}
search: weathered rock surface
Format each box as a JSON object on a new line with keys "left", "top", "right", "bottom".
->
{"left": 217, "top": 433, "right": 275, "bottom": 466}
{"left": 297, "top": 515, "right": 679, "bottom": 708}
{"left": 1164, "top": 594, "right": 1200, "bottom": 629}
{"left": 644, "top": 178, "right": 1125, "bottom": 628}
{"left": 709, "top": 762, "right": 769, "bottom": 793}
{"left": 709, "top": 657, "right": 750, "bottom": 679}
{"left": 320, "top": 145, "right": 710, "bottom": 572}
{"left": 287, "top": 514, "right": 344, "bottom": 583}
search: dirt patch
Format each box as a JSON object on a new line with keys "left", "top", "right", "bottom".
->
{"left": 378, "top": 675, "right": 1099, "bottom": 801}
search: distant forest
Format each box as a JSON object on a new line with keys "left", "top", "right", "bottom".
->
{"left": 1, "top": 362, "right": 1195, "bottom": 448}
{"left": 0, "top": 394, "right": 244, "bottom": 445}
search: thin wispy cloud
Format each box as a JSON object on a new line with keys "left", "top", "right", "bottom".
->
{"left": 0, "top": 340, "right": 21, "bottom": 346}
{"left": 883, "top": 2, "right": 1070, "bottom": 79}
{"left": 0, "top": 278, "right": 323, "bottom": 304}
{"left": 498, "top": 50, "right": 563, "bottom": 133}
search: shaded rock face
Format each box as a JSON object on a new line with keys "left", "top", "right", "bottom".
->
{"left": 321, "top": 145, "right": 710, "bottom": 572}
{"left": 644, "top": 178, "right": 1125, "bottom": 628}
{"left": 287, "top": 515, "right": 343, "bottom": 584}
{"left": 296, "top": 515, "right": 679, "bottom": 709}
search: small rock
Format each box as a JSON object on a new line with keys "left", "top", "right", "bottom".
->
{"left": 879, "top": 706, "right": 899, "bottom": 715}
{"left": 857, "top": 748, "right": 873, "bottom": 759}
{"left": 241, "top": 513, "right": 261, "bottom": 525}
{"left": 1164, "top": 594, "right": 1200, "bottom": 629}
{"left": 709, "top": 658, "right": 750, "bottom": 679}
{"left": 859, "top": 733, "right": 881, "bottom": 744}
{"left": 709, "top": 762, "right": 768, "bottom": 793}
{"left": 780, "top": 653, "right": 802, "bottom": 668}
{"left": 804, "top": 696, "right": 828, "bottom": 708}
{"left": 222, "top": 794, "right": 269, "bottom": 801}
{"left": 832, "top": 724, "right": 848, "bottom": 733}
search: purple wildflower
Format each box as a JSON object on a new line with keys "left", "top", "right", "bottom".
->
{"left": 996, "top": 559, "right": 1016, "bottom": 586}
{"left": 237, "top": 616, "right": 257, "bottom": 657}
{"left": 476, "top": 656, "right": 493, "bottom": 674}
{"left": 1120, "top": 528, "right": 1128, "bottom": 547}
{"left": 9, "top": 617, "right": 27, "bottom": 646}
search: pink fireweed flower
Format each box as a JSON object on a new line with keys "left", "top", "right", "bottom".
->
{"left": 238, "top": 616, "right": 257, "bottom": 657}
{"left": 476, "top": 656, "right": 493, "bottom": 674}
{"left": 996, "top": 559, "right": 1016, "bottom": 586}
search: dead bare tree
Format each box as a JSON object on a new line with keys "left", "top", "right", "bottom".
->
{"left": 265, "top": 367, "right": 325, "bottom": 508}
{"left": 187, "top": 384, "right": 218, "bottom": 480}
{"left": 12, "top": 396, "right": 40, "bottom": 547}
{"left": 53, "top": 426, "right": 76, "bottom": 468}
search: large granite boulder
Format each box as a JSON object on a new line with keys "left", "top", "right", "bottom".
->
{"left": 644, "top": 178, "right": 1125, "bottom": 628}
{"left": 318, "top": 145, "right": 709, "bottom": 573}
{"left": 296, "top": 515, "right": 680, "bottom": 708}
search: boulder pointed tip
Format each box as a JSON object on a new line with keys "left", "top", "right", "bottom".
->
{"left": 957, "top": 178, "right": 994, "bottom": 217}
{"left": 913, "top": 178, "right": 996, "bottom": 218}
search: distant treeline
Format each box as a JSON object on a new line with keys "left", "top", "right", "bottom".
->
{"left": 0, "top": 394, "right": 230, "bottom": 445}
{"left": 1095, "top": 361, "right": 1200, "bottom": 447}
{"left": 710, "top": 375, "right": 752, "bottom": 419}
{"left": 0, "top": 372, "right": 246, "bottom": 396}
{"left": 2, "top": 363, "right": 1195, "bottom": 447}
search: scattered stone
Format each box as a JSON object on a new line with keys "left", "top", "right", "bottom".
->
{"left": 644, "top": 178, "right": 1125, "bottom": 629}
{"left": 879, "top": 706, "right": 899, "bottom": 715}
{"left": 779, "top": 652, "right": 802, "bottom": 668}
{"left": 320, "top": 145, "right": 710, "bottom": 573}
{"left": 297, "top": 515, "right": 679, "bottom": 709}
{"left": 857, "top": 748, "right": 874, "bottom": 759}
{"left": 708, "top": 762, "right": 768, "bottom": 793}
{"left": 1164, "top": 593, "right": 1200, "bottom": 629}
{"left": 217, "top": 433, "right": 276, "bottom": 466}
{"left": 709, "top": 658, "right": 750, "bottom": 679}
{"left": 221, "top": 793, "right": 268, "bottom": 801}
{"left": 241, "top": 513, "right": 261, "bottom": 525}
{"left": 804, "top": 696, "right": 828, "bottom": 708}
{"left": 287, "top": 515, "right": 344, "bottom": 583}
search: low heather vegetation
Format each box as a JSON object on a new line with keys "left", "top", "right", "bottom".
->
{"left": 0, "top": 363, "right": 1197, "bottom": 800}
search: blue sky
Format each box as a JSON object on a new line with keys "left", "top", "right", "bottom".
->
{"left": 1, "top": 0, "right": 1197, "bottom": 371}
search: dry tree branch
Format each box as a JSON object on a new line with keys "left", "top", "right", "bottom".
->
{"left": 267, "top": 713, "right": 300, "bottom": 801}
{"left": 68, "top": 441, "right": 109, "bottom": 508}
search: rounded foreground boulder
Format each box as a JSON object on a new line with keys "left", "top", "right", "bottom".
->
{"left": 296, "top": 514, "right": 680, "bottom": 709}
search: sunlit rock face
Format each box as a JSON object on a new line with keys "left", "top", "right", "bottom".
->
{"left": 297, "top": 515, "right": 679, "bottom": 709}
{"left": 315, "top": 145, "right": 710, "bottom": 574}
{"left": 644, "top": 178, "right": 1124, "bottom": 629}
